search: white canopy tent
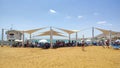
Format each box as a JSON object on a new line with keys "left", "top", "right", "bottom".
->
{"left": 115, "top": 39, "right": 120, "bottom": 42}
{"left": 55, "top": 27, "right": 80, "bottom": 46}
{"left": 36, "top": 28, "right": 66, "bottom": 48}
{"left": 95, "top": 28, "right": 119, "bottom": 35}
{"left": 95, "top": 27, "right": 120, "bottom": 45}
{"left": 23, "top": 27, "right": 47, "bottom": 40}
{"left": 15, "top": 39, "right": 23, "bottom": 42}
{"left": 37, "top": 30, "right": 65, "bottom": 37}
{"left": 38, "top": 39, "right": 48, "bottom": 43}
{"left": 20, "top": 27, "right": 47, "bottom": 47}
{"left": 55, "top": 28, "right": 76, "bottom": 41}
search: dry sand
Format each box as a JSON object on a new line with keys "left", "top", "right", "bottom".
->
{"left": 0, "top": 46, "right": 120, "bottom": 68}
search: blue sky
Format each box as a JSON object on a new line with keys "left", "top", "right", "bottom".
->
{"left": 0, "top": 0, "right": 120, "bottom": 40}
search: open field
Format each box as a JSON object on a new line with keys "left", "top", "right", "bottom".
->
{"left": 0, "top": 46, "right": 120, "bottom": 68}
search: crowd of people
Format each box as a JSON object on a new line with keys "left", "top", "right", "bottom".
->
{"left": 9, "top": 40, "right": 120, "bottom": 49}
{"left": 12, "top": 40, "right": 86, "bottom": 48}
{"left": 9, "top": 39, "right": 120, "bottom": 49}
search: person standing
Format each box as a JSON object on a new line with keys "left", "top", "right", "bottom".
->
{"left": 81, "top": 41, "right": 85, "bottom": 51}
{"left": 106, "top": 39, "right": 109, "bottom": 48}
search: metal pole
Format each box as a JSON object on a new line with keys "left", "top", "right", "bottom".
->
{"left": 30, "top": 34, "right": 31, "bottom": 43}
{"left": 69, "top": 34, "right": 71, "bottom": 42}
{"left": 92, "top": 27, "right": 94, "bottom": 44}
{"left": 1, "top": 29, "right": 4, "bottom": 46}
{"left": 76, "top": 32, "right": 78, "bottom": 47}
{"left": 50, "top": 26, "right": 53, "bottom": 48}
{"left": 109, "top": 30, "right": 112, "bottom": 46}
{"left": 83, "top": 34, "right": 84, "bottom": 41}
{"left": 22, "top": 31, "right": 24, "bottom": 47}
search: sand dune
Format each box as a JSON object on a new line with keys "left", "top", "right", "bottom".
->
{"left": 0, "top": 46, "right": 120, "bottom": 68}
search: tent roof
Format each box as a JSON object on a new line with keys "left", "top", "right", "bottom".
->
{"left": 95, "top": 28, "right": 110, "bottom": 35}
{"left": 37, "top": 30, "right": 66, "bottom": 37}
{"left": 24, "top": 27, "right": 46, "bottom": 34}
{"left": 95, "top": 28, "right": 119, "bottom": 35}
{"left": 56, "top": 28, "right": 77, "bottom": 34}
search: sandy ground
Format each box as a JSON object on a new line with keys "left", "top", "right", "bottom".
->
{"left": 0, "top": 46, "right": 120, "bottom": 68}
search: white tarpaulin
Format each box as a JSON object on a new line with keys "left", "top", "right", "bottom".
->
{"left": 36, "top": 30, "right": 66, "bottom": 37}
{"left": 24, "top": 27, "right": 47, "bottom": 34}
{"left": 39, "top": 39, "right": 48, "bottom": 43}
{"left": 115, "top": 39, "right": 120, "bottom": 42}
{"left": 15, "top": 39, "right": 23, "bottom": 42}
{"left": 95, "top": 28, "right": 119, "bottom": 35}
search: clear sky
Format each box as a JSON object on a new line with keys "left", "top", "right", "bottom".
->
{"left": 0, "top": 0, "right": 120, "bottom": 40}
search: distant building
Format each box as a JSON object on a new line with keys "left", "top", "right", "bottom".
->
{"left": 6, "top": 30, "right": 22, "bottom": 42}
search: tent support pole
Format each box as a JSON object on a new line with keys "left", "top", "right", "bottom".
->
{"left": 50, "top": 26, "right": 53, "bottom": 48}
{"left": 109, "top": 30, "right": 112, "bottom": 46}
{"left": 1, "top": 29, "right": 4, "bottom": 47}
{"left": 92, "top": 27, "right": 94, "bottom": 45}
{"left": 22, "top": 31, "right": 24, "bottom": 47}
{"left": 76, "top": 32, "right": 78, "bottom": 47}
{"left": 69, "top": 34, "right": 71, "bottom": 42}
